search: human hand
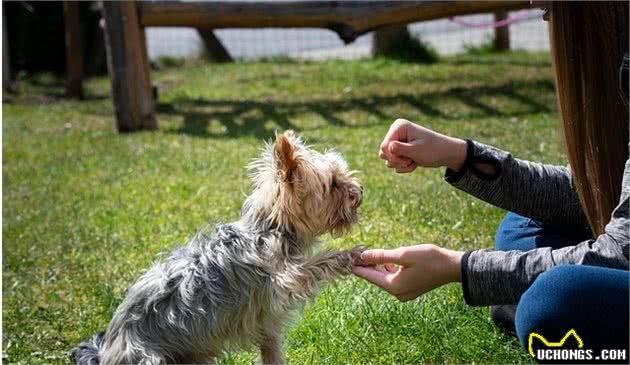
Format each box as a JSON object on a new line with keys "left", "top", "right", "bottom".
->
{"left": 352, "top": 245, "right": 464, "bottom": 302}
{"left": 379, "top": 119, "right": 468, "bottom": 173}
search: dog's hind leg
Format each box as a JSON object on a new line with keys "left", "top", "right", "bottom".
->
{"left": 259, "top": 334, "right": 284, "bottom": 365}
{"left": 179, "top": 353, "right": 217, "bottom": 365}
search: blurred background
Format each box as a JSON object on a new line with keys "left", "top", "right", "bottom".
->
{"left": 3, "top": 1, "right": 548, "bottom": 80}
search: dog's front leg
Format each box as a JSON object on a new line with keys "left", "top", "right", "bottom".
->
{"left": 273, "top": 245, "right": 366, "bottom": 302}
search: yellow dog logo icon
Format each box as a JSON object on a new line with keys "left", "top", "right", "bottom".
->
{"left": 528, "top": 329, "right": 584, "bottom": 357}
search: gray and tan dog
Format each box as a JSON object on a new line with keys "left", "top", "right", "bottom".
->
{"left": 71, "top": 131, "right": 365, "bottom": 365}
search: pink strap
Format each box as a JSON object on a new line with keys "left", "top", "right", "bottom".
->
{"left": 448, "top": 9, "right": 530, "bottom": 29}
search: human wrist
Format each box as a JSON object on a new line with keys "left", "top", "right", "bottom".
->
{"left": 440, "top": 247, "right": 464, "bottom": 283}
{"left": 444, "top": 138, "right": 467, "bottom": 172}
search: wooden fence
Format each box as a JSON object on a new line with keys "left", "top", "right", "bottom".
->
{"left": 100, "top": 1, "right": 530, "bottom": 132}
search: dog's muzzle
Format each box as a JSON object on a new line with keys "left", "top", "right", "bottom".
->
{"left": 350, "top": 185, "right": 363, "bottom": 208}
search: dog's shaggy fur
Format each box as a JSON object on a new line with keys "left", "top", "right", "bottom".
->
{"left": 70, "top": 131, "right": 364, "bottom": 365}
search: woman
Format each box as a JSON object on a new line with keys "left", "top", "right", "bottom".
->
{"left": 353, "top": 2, "right": 629, "bottom": 359}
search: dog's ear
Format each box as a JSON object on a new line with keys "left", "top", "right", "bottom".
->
{"left": 274, "top": 131, "right": 298, "bottom": 181}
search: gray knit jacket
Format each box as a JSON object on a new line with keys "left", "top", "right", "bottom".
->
{"left": 446, "top": 139, "right": 630, "bottom": 306}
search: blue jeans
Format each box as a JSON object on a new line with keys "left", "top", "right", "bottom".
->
{"left": 495, "top": 212, "right": 629, "bottom": 356}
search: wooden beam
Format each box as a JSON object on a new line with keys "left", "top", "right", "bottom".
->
{"left": 140, "top": 1, "right": 530, "bottom": 43}
{"left": 63, "top": 0, "right": 84, "bottom": 99}
{"left": 102, "top": 0, "right": 157, "bottom": 132}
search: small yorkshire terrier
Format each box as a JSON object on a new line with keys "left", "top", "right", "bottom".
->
{"left": 71, "top": 131, "right": 365, "bottom": 365}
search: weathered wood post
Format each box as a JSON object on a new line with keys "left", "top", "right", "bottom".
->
{"left": 493, "top": 11, "right": 510, "bottom": 52}
{"left": 197, "top": 29, "right": 233, "bottom": 63}
{"left": 3, "top": 3, "right": 13, "bottom": 92}
{"left": 101, "top": 0, "right": 157, "bottom": 132}
{"left": 372, "top": 25, "right": 412, "bottom": 57}
{"left": 63, "top": 0, "right": 84, "bottom": 99}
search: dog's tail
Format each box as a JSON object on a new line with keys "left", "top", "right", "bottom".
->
{"left": 69, "top": 332, "right": 105, "bottom": 365}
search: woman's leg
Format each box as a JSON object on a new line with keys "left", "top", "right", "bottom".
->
{"left": 516, "top": 265, "right": 629, "bottom": 362}
{"left": 495, "top": 212, "right": 592, "bottom": 252}
{"left": 491, "top": 212, "right": 593, "bottom": 332}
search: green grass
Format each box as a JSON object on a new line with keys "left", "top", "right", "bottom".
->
{"left": 3, "top": 51, "right": 563, "bottom": 364}
{"left": 463, "top": 34, "right": 498, "bottom": 56}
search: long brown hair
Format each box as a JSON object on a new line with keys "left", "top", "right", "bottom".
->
{"left": 549, "top": 1, "right": 629, "bottom": 235}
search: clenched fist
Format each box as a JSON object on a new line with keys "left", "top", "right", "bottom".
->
{"left": 379, "top": 119, "right": 468, "bottom": 173}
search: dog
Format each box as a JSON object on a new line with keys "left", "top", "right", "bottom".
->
{"left": 71, "top": 130, "right": 365, "bottom": 364}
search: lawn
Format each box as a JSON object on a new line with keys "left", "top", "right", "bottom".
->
{"left": 3, "top": 52, "right": 564, "bottom": 364}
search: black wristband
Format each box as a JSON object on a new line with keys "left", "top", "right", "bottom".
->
{"left": 445, "top": 139, "right": 502, "bottom": 183}
{"left": 445, "top": 139, "right": 475, "bottom": 183}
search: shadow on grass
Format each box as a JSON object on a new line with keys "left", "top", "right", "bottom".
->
{"left": 446, "top": 57, "right": 553, "bottom": 68}
{"left": 5, "top": 73, "right": 109, "bottom": 105}
{"left": 158, "top": 79, "right": 555, "bottom": 139}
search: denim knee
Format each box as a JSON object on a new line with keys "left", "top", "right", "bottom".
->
{"left": 495, "top": 212, "right": 592, "bottom": 252}
{"left": 514, "top": 265, "right": 576, "bottom": 348}
{"left": 495, "top": 212, "right": 539, "bottom": 252}
{"left": 515, "top": 265, "right": 630, "bottom": 352}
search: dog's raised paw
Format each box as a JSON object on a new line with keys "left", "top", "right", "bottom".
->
{"left": 350, "top": 245, "right": 369, "bottom": 266}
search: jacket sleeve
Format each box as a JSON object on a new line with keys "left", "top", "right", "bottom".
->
{"left": 445, "top": 139, "right": 587, "bottom": 226}
{"left": 453, "top": 143, "right": 630, "bottom": 306}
